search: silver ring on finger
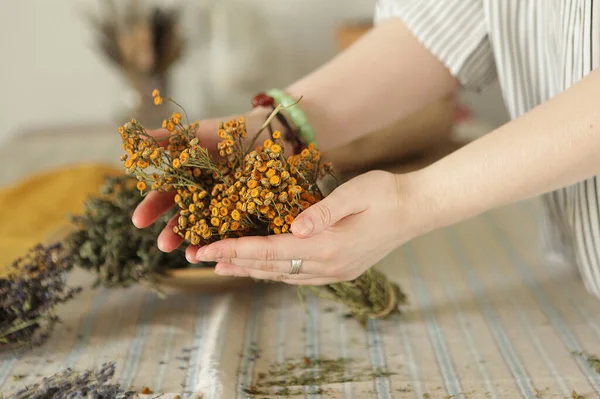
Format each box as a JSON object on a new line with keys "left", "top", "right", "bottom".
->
{"left": 290, "top": 259, "right": 302, "bottom": 275}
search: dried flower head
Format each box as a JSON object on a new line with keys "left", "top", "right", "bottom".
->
{"left": 3, "top": 361, "right": 138, "bottom": 399}
{"left": 0, "top": 243, "right": 81, "bottom": 351}
{"left": 118, "top": 97, "right": 334, "bottom": 248}
{"left": 64, "top": 174, "right": 210, "bottom": 290}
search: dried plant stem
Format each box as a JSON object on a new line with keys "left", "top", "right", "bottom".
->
{"left": 246, "top": 97, "right": 303, "bottom": 154}
{"left": 168, "top": 97, "right": 191, "bottom": 127}
{"left": 0, "top": 318, "right": 43, "bottom": 343}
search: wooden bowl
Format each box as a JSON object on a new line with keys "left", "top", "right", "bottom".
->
{"left": 156, "top": 267, "right": 254, "bottom": 293}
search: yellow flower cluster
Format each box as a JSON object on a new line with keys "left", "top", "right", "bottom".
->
{"left": 152, "top": 89, "right": 163, "bottom": 105}
{"left": 118, "top": 90, "right": 333, "bottom": 246}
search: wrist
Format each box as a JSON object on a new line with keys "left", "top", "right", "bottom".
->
{"left": 400, "top": 161, "right": 492, "bottom": 236}
{"left": 393, "top": 170, "right": 454, "bottom": 238}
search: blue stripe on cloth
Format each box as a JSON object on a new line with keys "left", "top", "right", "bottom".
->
{"left": 0, "top": 358, "right": 15, "bottom": 389}
{"left": 207, "top": 295, "right": 234, "bottom": 399}
{"left": 428, "top": 240, "right": 500, "bottom": 398}
{"left": 238, "top": 285, "right": 265, "bottom": 399}
{"left": 366, "top": 319, "right": 393, "bottom": 398}
{"left": 511, "top": 296, "right": 572, "bottom": 397}
{"left": 570, "top": 298, "right": 600, "bottom": 348}
{"left": 338, "top": 307, "right": 354, "bottom": 398}
{"left": 63, "top": 288, "right": 109, "bottom": 368}
{"left": 445, "top": 230, "right": 537, "bottom": 398}
{"left": 120, "top": 293, "right": 159, "bottom": 388}
{"left": 395, "top": 309, "right": 423, "bottom": 397}
{"left": 405, "top": 242, "right": 463, "bottom": 396}
{"left": 276, "top": 288, "right": 287, "bottom": 365}
{"left": 305, "top": 293, "right": 321, "bottom": 398}
{"left": 521, "top": 201, "right": 600, "bottom": 354}
{"left": 154, "top": 295, "right": 185, "bottom": 392}
{"left": 487, "top": 210, "right": 600, "bottom": 395}
{"left": 154, "top": 319, "right": 178, "bottom": 392}
{"left": 184, "top": 295, "right": 210, "bottom": 398}
{"left": 476, "top": 206, "right": 572, "bottom": 397}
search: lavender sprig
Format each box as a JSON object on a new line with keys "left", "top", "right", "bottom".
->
{"left": 0, "top": 244, "right": 81, "bottom": 351}
{"left": 2, "top": 362, "right": 138, "bottom": 399}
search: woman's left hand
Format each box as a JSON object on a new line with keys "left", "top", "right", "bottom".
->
{"left": 194, "top": 170, "right": 414, "bottom": 285}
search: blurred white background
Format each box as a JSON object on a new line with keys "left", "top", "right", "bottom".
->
{"left": 0, "top": 0, "right": 509, "bottom": 144}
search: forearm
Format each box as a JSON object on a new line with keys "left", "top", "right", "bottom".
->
{"left": 412, "top": 68, "right": 600, "bottom": 233}
{"left": 284, "top": 18, "right": 458, "bottom": 151}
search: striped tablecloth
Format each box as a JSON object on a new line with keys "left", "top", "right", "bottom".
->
{"left": 2, "top": 126, "right": 600, "bottom": 398}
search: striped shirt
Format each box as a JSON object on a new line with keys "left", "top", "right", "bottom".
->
{"left": 375, "top": 1, "right": 600, "bottom": 299}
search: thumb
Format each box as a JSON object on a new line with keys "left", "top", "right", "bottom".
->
{"left": 290, "top": 187, "right": 357, "bottom": 238}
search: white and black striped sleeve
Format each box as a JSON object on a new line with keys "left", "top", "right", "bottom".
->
{"left": 374, "top": 0, "right": 497, "bottom": 92}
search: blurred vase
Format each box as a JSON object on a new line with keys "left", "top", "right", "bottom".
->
{"left": 204, "top": 0, "right": 276, "bottom": 116}
{"left": 119, "top": 72, "right": 172, "bottom": 129}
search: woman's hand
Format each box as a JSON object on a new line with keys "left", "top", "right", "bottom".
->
{"left": 194, "top": 170, "right": 417, "bottom": 285}
{"left": 131, "top": 106, "right": 277, "bottom": 255}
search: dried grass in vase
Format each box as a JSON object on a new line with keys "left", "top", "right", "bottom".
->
{"left": 83, "top": 0, "right": 185, "bottom": 125}
{"left": 83, "top": 0, "right": 184, "bottom": 76}
{"left": 117, "top": 90, "right": 407, "bottom": 324}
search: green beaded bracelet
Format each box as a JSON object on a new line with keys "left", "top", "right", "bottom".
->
{"left": 266, "top": 89, "right": 318, "bottom": 147}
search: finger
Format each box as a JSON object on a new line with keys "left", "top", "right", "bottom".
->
{"left": 144, "top": 129, "right": 172, "bottom": 148}
{"left": 216, "top": 257, "right": 320, "bottom": 276}
{"left": 185, "top": 245, "right": 200, "bottom": 263}
{"left": 214, "top": 262, "right": 318, "bottom": 281}
{"left": 157, "top": 213, "right": 184, "bottom": 252}
{"left": 196, "top": 235, "right": 320, "bottom": 273}
{"left": 291, "top": 182, "right": 361, "bottom": 238}
{"left": 132, "top": 191, "right": 176, "bottom": 228}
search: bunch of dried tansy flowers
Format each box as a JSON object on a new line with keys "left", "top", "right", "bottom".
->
{"left": 0, "top": 244, "right": 81, "bottom": 351}
{"left": 64, "top": 173, "right": 213, "bottom": 290}
{"left": 118, "top": 90, "right": 406, "bottom": 324}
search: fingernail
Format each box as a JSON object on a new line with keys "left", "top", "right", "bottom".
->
{"left": 214, "top": 266, "right": 227, "bottom": 275}
{"left": 293, "top": 219, "right": 313, "bottom": 236}
{"left": 131, "top": 215, "right": 141, "bottom": 229}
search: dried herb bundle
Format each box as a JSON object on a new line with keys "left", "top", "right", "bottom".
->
{"left": 0, "top": 244, "right": 81, "bottom": 351}
{"left": 118, "top": 91, "right": 406, "bottom": 323}
{"left": 1, "top": 362, "right": 137, "bottom": 399}
{"left": 301, "top": 268, "right": 407, "bottom": 325}
{"left": 65, "top": 174, "right": 207, "bottom": 289}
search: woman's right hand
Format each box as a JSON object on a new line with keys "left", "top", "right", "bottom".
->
{"left": 131, "top": 106, "right": 278, "bottom": 261}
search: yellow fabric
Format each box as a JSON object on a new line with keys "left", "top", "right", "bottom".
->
{"left": 0, "top": 164, "right": 121, "bottom": 270}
